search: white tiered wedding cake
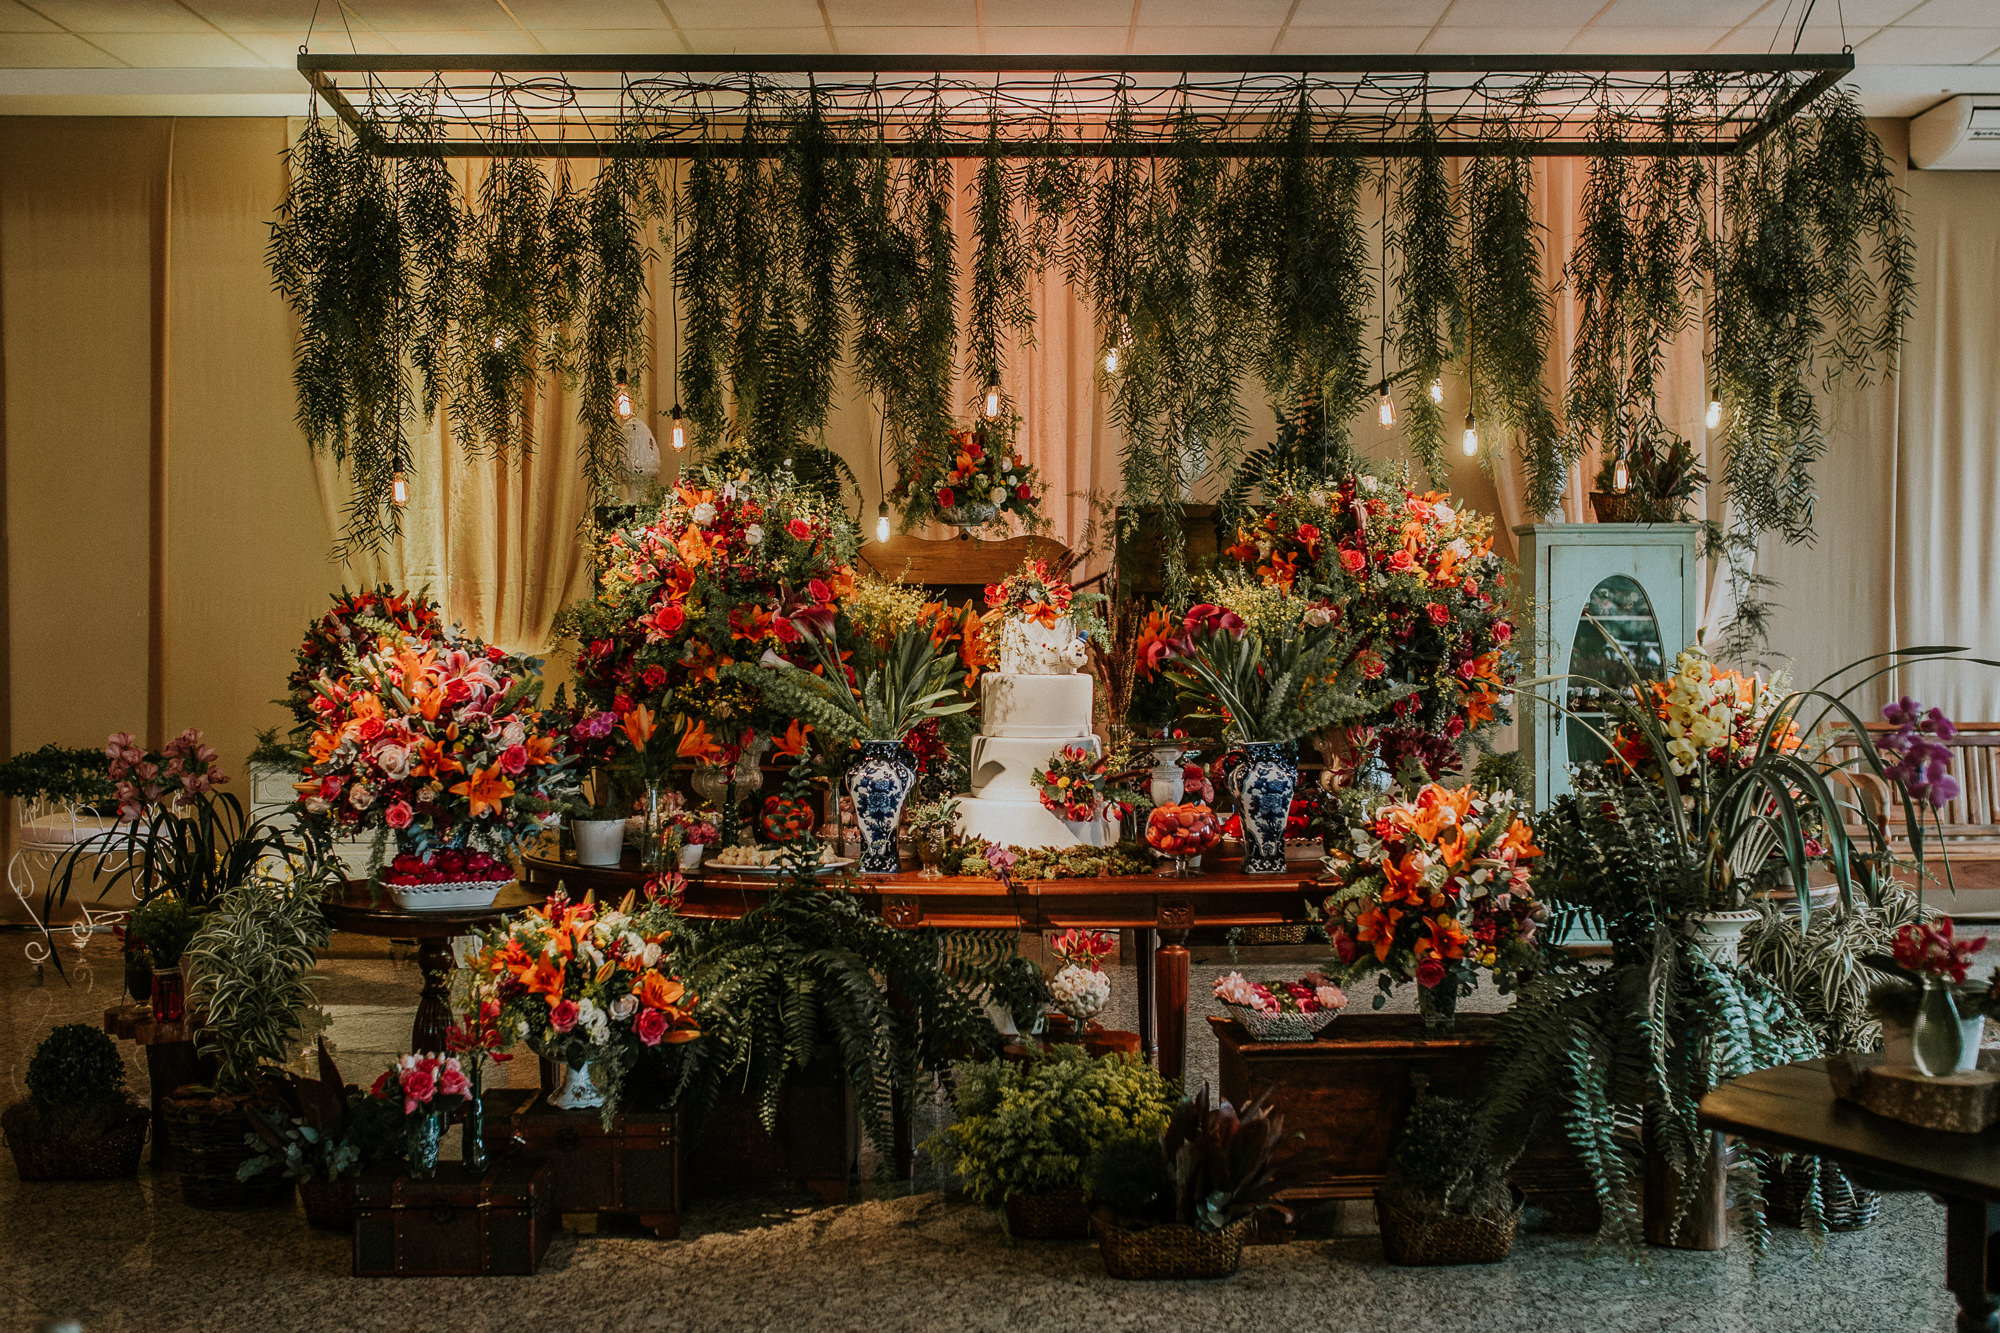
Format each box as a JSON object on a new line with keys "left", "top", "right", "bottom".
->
{"left": 955, "top": 567, "right": 1108, "bottom": 851}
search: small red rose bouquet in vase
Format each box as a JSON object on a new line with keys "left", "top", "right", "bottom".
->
{"left": 369, "top": 1053, "right": 472, "bottom": 1180}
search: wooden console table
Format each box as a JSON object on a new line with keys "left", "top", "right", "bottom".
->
{"left": 522, "top": 851, "right": 1320, "bottom": 1085}
{"left": 1702, "top": 1059, "right": 2000, "bottom": 1332}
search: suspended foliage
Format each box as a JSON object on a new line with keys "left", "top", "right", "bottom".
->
{"left": 1391, "top": 112, "right": 1460, "bottom": 483}
{"left": 448, "top": 157, "right": 557, "bottom": 458}
{"left": 396, "top": 124, "right": 463, "bottom": 420}
{"left": 575, "top": 154, "right": 657, "bottom": 503}
{"left": 1463, "top": 147, "right": 1562, "bottom": 516}
{"left": 965, "top": 118, "right": 1034, "bottom": 410}
{"left": 675, "top": 137, "right": 734, "bottom": 448}
{"left": 900, "top": 100, "right": 963, "bottom": 489}
{"left": 847, "top": 136, "right": 923, "bottom": 472}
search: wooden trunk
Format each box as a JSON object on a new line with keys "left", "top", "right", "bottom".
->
{"left": 505, "top": 1093, "right": 683, "bottom": 1238}
{"left": 352, "top": 1158, "right": 555, "bottom": 1277}
{"left": 683, "top": 1060, "right": 860, "bottom": 1205}
{"left": 1642, "top": 1123, "right": 1729, "bottom": 1251}
{"left": 1210, "top": 1014, "right": 1599, "bottom": 1230}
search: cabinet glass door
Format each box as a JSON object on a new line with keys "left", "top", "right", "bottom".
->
{"left": 1564, "top": 574, "right": 1665, "bottom": 768}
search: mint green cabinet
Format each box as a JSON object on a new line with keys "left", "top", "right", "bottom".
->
{"left": 1513, "top": 524, "right": 1699, "bottom": 807}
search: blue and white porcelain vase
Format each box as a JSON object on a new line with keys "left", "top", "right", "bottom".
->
{"left": 1230, "top": 742, "right": 1297, "bottom": 875}
{"left": 847, "top": 740, "right": 917, "bottom": 873}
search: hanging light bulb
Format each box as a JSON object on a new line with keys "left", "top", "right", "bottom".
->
{"left": 876, "top": 500, "right": 892, "bottom": 544}
{"left": 1104, "top": 345, "right": 1120, "bottom": 375}
{"left": 1613, "top": 452, "right": 1631, "bottom": 493}
{"left": 492, "top": 331, "right": 505, "bottom": 352}
{"left": 1429, "top": 377, "right": 1444, "bottom": 405}
{"left": 614, "top": 366, "right": 632, "bottom": 420}
{"left": 1705, "top": 394, "right": 1723, "bottom": 431}
{"left": 391, "top": 471, "right": 408, "bottom": 507}
{"left": 983, "top": 385, "right": 1001, "bottom": 419}
{"left": 1460, "top": 412, "right": 1479, "bottom": 457}
{"left": 1377, "top": 386, "right": 1395, "bottom": 428}
{"left": 668, "top": 403, "right": 686, "bottom": 452}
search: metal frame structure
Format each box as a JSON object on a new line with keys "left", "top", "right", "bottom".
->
{"left": 297, "top": 52, "right": 1856, "bottom": 160}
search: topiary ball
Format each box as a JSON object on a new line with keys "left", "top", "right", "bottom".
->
{"left": 25, "top": 1023, "right": 126, "bottom": 1107}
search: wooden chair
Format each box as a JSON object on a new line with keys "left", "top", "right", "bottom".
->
{"left": 1824, "top": 722, "right": 2000, "bottom": 913}
{"left": 857, "top": 533, "right": 1080, "bottom": 608}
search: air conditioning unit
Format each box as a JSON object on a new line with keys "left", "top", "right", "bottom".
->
{"left": 1911, "top": 96, "right": 2000, "bottom": 170}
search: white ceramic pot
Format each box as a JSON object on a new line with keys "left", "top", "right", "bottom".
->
{"left": 1881, "top": 1014, "right": 1987, "bottom": 1075}
{"left": 572, "top": 818, "right": 627, "bottom": 868}
{"left": 680, "top": 843, "right": 706, "bottom": 872}
{"left": 1689, "top": 908, "right": 1762, "bottom": 966}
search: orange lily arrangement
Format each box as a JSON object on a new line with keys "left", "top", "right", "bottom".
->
{"left": 460, "top": 889, "right": 701, "bottom": 1106}
{"left": 1320, "top": 782, "right": 1546, "bottom": 1019}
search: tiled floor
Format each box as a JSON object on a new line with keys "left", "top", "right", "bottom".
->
{"left": 0, "top": 927, "right": 1962, "bottom": 1333}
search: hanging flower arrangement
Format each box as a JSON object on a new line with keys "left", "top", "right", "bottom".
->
{"left": 1224, "top": 471, "right": 1516, "bottom": 777}
{"left": 890, "top": 421, "right": 1044, "bottom": 529}
{"left": 1320, "top": 783, "right": 1546, "bottom": 1018}
{"left": 295, "top": 630, "right": 575, "bottom": 864}
{"left": 556, "top": 470, "right": 859, "bottom": 773}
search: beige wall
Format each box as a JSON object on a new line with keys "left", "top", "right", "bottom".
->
{"left": 0, "top": 114, "right": 1994, "bottom": 832}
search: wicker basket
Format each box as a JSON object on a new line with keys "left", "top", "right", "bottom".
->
{"left": 161, "top": 1092, "right": 294, "bottom": 1210}
{"left": 1095, "top": 1215, "right": 1253, "bottom": 1280}
{"left": 2, "top": 1104, "right": 150, "bottom": 1181}
{"left": 1766, "top": 1155, "right": 1881, "bottom": 1232}
{"left": 1004, "top": 1188, "right": 1092, "bottom": 1240}
{"left": 1236, "top": 925, "right": 1311, "bottom": 946}
{"left": 300, "top": 1178, "right": 359, "bottom": 1232}
{"left": 1222, "top": 1003, "right": 1338, "bottom": 1042}
{"left": 1374, "top": 1189, "right": 1521, "bottom": 1266}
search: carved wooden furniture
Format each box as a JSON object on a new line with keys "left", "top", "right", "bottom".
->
{"left": 1702, "top": 1058, "right": 2000, "bottom": 1333}
{"left": 352, "top": 1157, "right": 556, "bottom": 1277}
{"left": 857, "top": 532, "right": 1078, "bottom": 607}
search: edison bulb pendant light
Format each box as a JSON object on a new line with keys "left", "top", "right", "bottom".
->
{"left": 1429, "top": 377, "right": 1444, "bottom": 405}
{"left": 614, "top": 366, "right": 632, "bottom": 419}
{"left": 1613, "top": 454, "right": 1630, "bottom": 492}
{"left": 983, "top": 385, "right": 1001, "bottom": 419}
{"left": 391, "top": 471, "right": 408, "bottom": 506}
{"left": 1377, "top": 390, "right": 1395, "bottom": 428}
{"left": 875, "top": 501, "right": 892, "bottom": 544}
{"left": 669, "top": 404, "right": 686, "bottom": 452}
{"left": 1460, "top": 413, "right": 1479, "bottom": 457}
{"left": 1104, "top": 345, "right": 1120, "bottom": 375}
{"left": 1705, "top": 396, "right": 1723, "bottom": 431}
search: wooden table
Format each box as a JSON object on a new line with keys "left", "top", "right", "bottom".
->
{"left": 522, "top": 851, "right": 1321, "bottom": 1085}
{"left": 102, "top": 1002, "right": 204, "bottom": 1170}
{"left": 1701, "top": 1059, "right": 2000, "bottom": 1332}
{"left": 324, "top": 881, "right": 550, "bottom": 1054}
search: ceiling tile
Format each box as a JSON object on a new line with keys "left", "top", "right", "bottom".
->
{"left": 522, "top": 28, "right": 689, "bottom": 52}
{"left": 1127, "top": 24, "right": 1279, "bottom": 52}
{"left": 26, "top": 0, "right": 214, "bottom": 31}
{"left": 1857, "top": 24, "right": 2000, "bottom": 60}
{"left": 84, "top": 31, "right": 268, "bottom": 65}
{"left": 1707, "top": 22, "right": 1878, "bottom": 52}
{"left": 347, "top": 0, "right": 520, "bottom": 33}
{"left": 1420, "top": 26, "right": 1586, "bottom": 52}
{"left": 1806, "top": 0, "right": 1927, "bottom": 22}
{"left": 979, "top": 25, "right": 1130, "bottom": 52}
{"left": 1289, "top": 0, "right": 1449, "bottom": 22}
{"left": 235, "top": 30, "right": 405, "bottom": 62}
{"left": 1565, "top": 26, "right": 1732, "bottom": 51}
{"left": 380, "top": 29, "right": 547, "bottom": 53}
{"left": 985, "top": 0, "right": 1132, "bottom": 25}
{"left": 1140, "top": 0, "right": 1290, "bottom": 23}
{"left": 1277, "top": 25, "right": 1433, "bottom": 53}
{"left": 0, "top": 31, "right": 120, "bottom": 64}
{"left": 1432, "top": 0, "right": 1605, "bottom": 26}
{"left": 503, "top": 0, "right": 670, "bottom": 27}
{"left": 824, "top": 0, "right": 977, "bottom": 25}
{"left": 183, "top": 0, "right": 343, "bottom": 33}
{"left": 0, "top": 0, "right": 59, "bottom": 32}
{"left": 677, "top": 26, "right": 835, "bottom": 51}
{"left": 667, "top": 0, "right": 824, "bottom": 25}
{"left": 1593, "top": 0, "right": 1763, "bottom": 26}
{"left": 826, "top": 24, "right": 983, "bottom": 51}
{"left": 1898, "top": 0, "right": 2000, "bottom": 25}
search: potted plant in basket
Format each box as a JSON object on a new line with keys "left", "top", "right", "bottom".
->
{"left": 166, "top": 873, "right": 333, "bottom": 1209}
{"left": 1318, "top": 782, "right": 1547, "bottom": 1030}
{"left": 1376, "top": 1091, "right": 1520, "bottom": 1265}
{"left": 239, "top": 1038, "right": 405, "bottom": 1229}
{"left": 2, "top": 1024, "right": 151, "bottom": 1181}
{"left": 1157, "top": 583, "right": 1384, "bottom": 873}
{"left": 928, "top": 1045, "right": 1179, "bottom": 1240}
{"left": 739, "top": 621, "right": 973, "bottom": 873}
{"left": 295, "top": 630, "right": 577, "bottom": 910}
{"left": 1083, "top": 1084, "right": 1299, "bottom": 1279}
{"left": 124, "top": 895, "right": 202, "bottom": 1023}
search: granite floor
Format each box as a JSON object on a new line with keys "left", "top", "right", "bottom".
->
{"left": 0, "top": 926, "right": 1963, "bottom": 1333}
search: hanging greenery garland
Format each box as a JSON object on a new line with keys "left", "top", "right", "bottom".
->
{"left": 1391, "top": 110, "right": 1460, "bottom": 484}
{"left": 1463, "top": 146, "right": 1562, "bottom": 516}
{"left": 675, "top": 132, "right": 733, "bottom": 450}
{"left": 574, "top": 152, "right": 657, "bottom": 503}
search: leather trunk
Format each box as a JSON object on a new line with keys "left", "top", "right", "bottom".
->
{"left": 352, "top": 1157, "right": 555, "bottom": 1277}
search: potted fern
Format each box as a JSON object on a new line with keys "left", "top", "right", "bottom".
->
{"left": 1376, "top": 1092, "right": 1520, "bottom": 1265}
{"left": 165, "top": 874, "right": 332, "bottom": 1209}
{"left": 1158, "top": 587, "right": 1381, "bottom": 873}
{"left": 739, "top": 622, "right": 972, "bottom": 873}
{"left": 2, "top": 1024, "right": 151, "bottom": 1181}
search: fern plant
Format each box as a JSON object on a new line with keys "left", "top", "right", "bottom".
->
{"left": 1391, "top": 111, "right": 1460, "bottom": 483}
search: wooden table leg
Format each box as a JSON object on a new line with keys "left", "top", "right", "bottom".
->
{"left": 1135, "top": 929, "right": 1157, "bottom": 1063}
{"left": 413, "top": 936, "right": 455, "bottom": 1054}
{"left": 1154, "top": 927, "right": 1190, "bottom": 1086}
{"left": 1944, "top": 1196, "right": 2000, "bottom": 1333}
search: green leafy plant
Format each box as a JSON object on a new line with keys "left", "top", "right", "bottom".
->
{"left": 1383, "top": 1091, "right": 1513, "bottom": 1220}
{"left": 1743, "top": 889, "right": 1925, "bottom": 1057}
{"left": 1084, "top": 1084, "right": 1298, "bottom": 1234}
{"left": 1391, "top": 112, "right": 1460, "bottom": 482}
{"left": 239, "top": 1039, "right": 402, "bottom": 1184}
{"left": 1592, "top": 417, "right": 1709, "bottom": 522}
{"left": 125, "top": 896, "right": 203, "bottom": 970}
{"left": 26, "top": 1024, "right": 126, "bottom": 1107}
{"left": 0, "top": 743, "right": 115, "bottom": 808}
{"left": 1161, "top": 596, "right": 1378, "bottom": 746}
{"left": 928, "top": 1046, "right": 1179, "bottom": 1205}
{"left": 902, "top": 795, "right": 960, "bottom": 847}
{"left": 185, "top": 878, "right": 334, "bottom": 1095}
{"left": 739, "top": 621, "right": 972, "bottom": 745}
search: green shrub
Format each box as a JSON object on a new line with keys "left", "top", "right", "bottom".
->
{"left": 1385, "top": 1092, "right": 1511, "bottom": 1216}
{"left": 126, "top": 896, "right": 203, "bottom": 969}
{"left": 25, "top": 1024, "right": 126, "bottom": 1106}
{"left": 928, "top": 1046, "right": 1179, "bottom": 1204}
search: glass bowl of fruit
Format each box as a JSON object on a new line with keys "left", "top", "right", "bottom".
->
{"left": 1145, "top": 802, "right": 1221, "bottom": 877}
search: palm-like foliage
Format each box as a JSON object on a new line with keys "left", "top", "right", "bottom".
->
{"left": 738, "top": 622, "right": 971, "bottom": 744}
{"left": 1164, "top": 614, "right": 1382, "bottom": 746}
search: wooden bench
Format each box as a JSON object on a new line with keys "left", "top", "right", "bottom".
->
{"left": 1826, "top": 722, "right": 2000, "bottom": 914}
